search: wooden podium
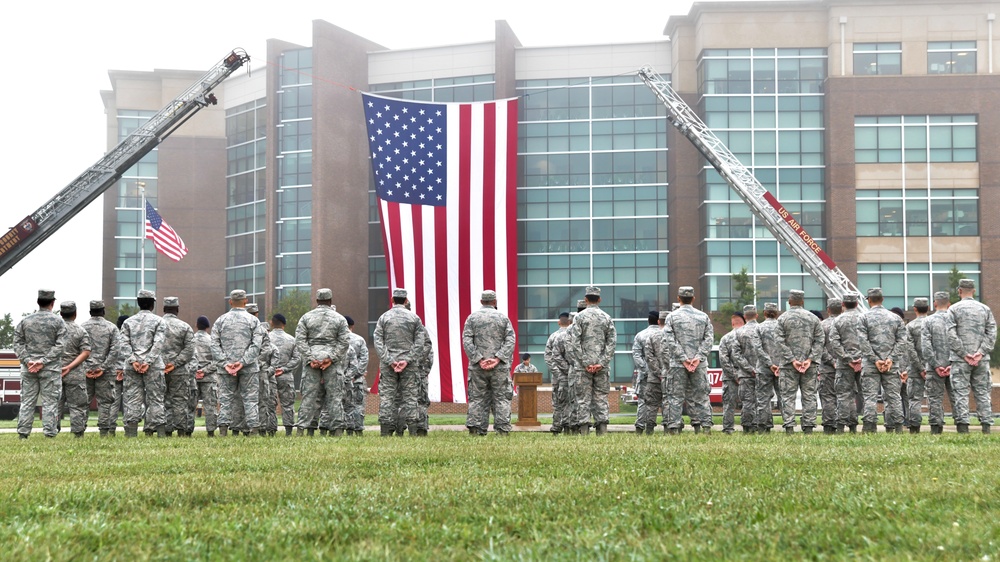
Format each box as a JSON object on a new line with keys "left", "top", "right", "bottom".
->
{"left": 513, "top": 372, "right": 543, "bottom": 427}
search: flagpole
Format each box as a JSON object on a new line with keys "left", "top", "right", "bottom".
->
{"left": 138, "top": 181, "right": 146, "bottom": 291}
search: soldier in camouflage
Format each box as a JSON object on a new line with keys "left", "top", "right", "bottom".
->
{"left": 82, "top": 300, "right": 121, "bottom": 437}
{"left": 247, "top": 303, "right": 278, "bottom": 436}
{"left": 374, "top": 289, "right": 428, "bottom": 436}
{"left": 462, "top": 290, "right": 517, "bottom": 436}
{"left": 343, "top": 316, "right": 370, "bottom": 436}
{"left": 818, "top": 298, "right": 841, "bottom": 434}
{"left": 269, "top": 314, "right": 300, "bottom": 436}
{"left": 631, "top": 311, "right": 661, "bottom": 434}
{"left": 14, "top": 290, "right": 67, "bottom": 439}
{"left": 192, "top": 316, "right": 219, "bottom": 436}
{"left": 857, "top": 287, "right": 907, "bottom": 433}
{"left": 641, "top": 310, "right": 670, "bottom": 433}
{"left": 544, "top": 312, "right": 572, "bottom": 434}
{"left": 718, "top": 311, "right": 745, "bottom": 434}
{"left": 662, "top": 286, "right": 713, "bottom": 434}
{"left": 903, "top": 298, "right": 930, "bottom": 433}
{"left": 57, "top": 302, "right": 92, "bottom": 437}
{"left": 732, "top": 305, "right": 763, "bottom": 433}
{"left": 411, "top": 308, "right": 434, "bottom": 435}
{"left": 295, "top": 288, "right": 351, "bottom": 436}
{"left": 829, "top": 292, "right": 864, "bottom": 433}
{"left": 754, "top": 302, "right": 783, "bottom": 433}
{"left": 566, "top": 286, "right": 617, "bottom": 436}
{"left": 774, "top": 290, "right": 824, "bottom": 433}
{"left": 111, "top": 315, "right": 129, "bottom": 430}
{"left": 121, "top": 290, "right": 168, "bottom": 438}
{"left": 160, "top": 297, "right": 195, "bottom": 437}
{"left": 947, "top": 279, "right": 995, "bottom": 433}
{"left": 212, "top": 289, "right": 264, "bottom": 437}
{"left": 921, "top": 292, "right": 958, "bottom": 434}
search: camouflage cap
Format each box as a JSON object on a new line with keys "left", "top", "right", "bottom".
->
{"left": 842, "top": 292, "right": 859, "bottom": 304}
{"left": 678, "top": 286, "right": 694, "bottom": 297}
{"left": 392, "top": 288, "right": 408, "bottom": 299}
{"left": 585, "top": 286, "right": 601, "bottom": 297}
{"left": 60, "top": 301, "right": 76, "bottom": 314}
{"left": 229, "top": 289, "right": 246, "bottom": 301}
{"left": 826, "top": 297, "right": 842, "bottom": 308}
{"left": 913, "top": 297, "right": 929, "bottom": 308}
{"left": 577, "top": 299, "right": 588, "bottom": 308}
{"left": 38, "top": 289, "right": 55, "bottom": 300}
{"left": 867, "top": 287, "right": 883, "bottom": 299}
{"left": 763, "top": 302, "right": 779, "bottom": 312}
{"left": 481, "top": 290, "right": 498, "bottom": 301}
{"left": 671, "top": 303, "right": 680, "bottom": 311}
{"left": 89, "top": 300, "right": 105, "bottom": 310}
{"left": 316, "top": 288, "right": 333, "bottom": 301}
{"left": 138, "top": 289, "right": 156, "bottom": 300}
{"left": 658, "top": 310, "right": 669, "bottom": 320}
{"left": 163, "top": 296, "right": 180, "bottom": 307}
{"left": 933, "top": 291, "right": 950, "bottom": 302}
{"left": 246, "top": 303, "right": 259, "bottom": 314}
{"left": 743, "top": 304, "right": 757, "bottom": 314}
{"left": 788, "top": 289, "right": 805, "bottom": 300}
{"left": 958, "top": 278, "right": 975, "bottom": 290}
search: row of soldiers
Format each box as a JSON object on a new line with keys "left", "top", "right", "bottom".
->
{"left": 14, "top": 287, "right": 371, "bottom": 438}
{"left": 705, "top": 279, "right": 994, "bottom": 434}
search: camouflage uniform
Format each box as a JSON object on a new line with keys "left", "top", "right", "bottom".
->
{"left": 566, "top": 291, "right": 617, "bottom": 433}
{"left": 662, "top": 294, "right": 714, "bottom": 431}
{"left": 343, "top": 331, "right": 370, "bottom": 433}
{"left": 948, "top": 290, "right": 996, "bottom": 428}
{"left": 818, "top": 307, "right": 840, "bottom": 432}
{"left": 211, "top": 300, "right": 264, "bottom": 432}
{"left": 81, "top": 308, "right": 120, "bottom": 435}
{"left": 270, "top": 327, "right": 301, "bottom": 432}
{"left": 14, "top": 298, "right": 67, "bottom": 438}
{"left": 774, "top": 297, "right": 825, "bottom": 431}
{"left": 755, "top": 313, "right": 783, "bottom": 432}
{"left": 858, "top": 298, "right": 907, "bottom": 430}
{"left": 296, "top": 294, "right": 352, "bottom": 433}
{"left": 717, "top": 328, "right": 742, "bottom": 433}
{"left": 58, "top": 310, "right": 92, "bottom": 436}
{"left": 374, "top": 299, "right": 427, "bottom": 434}
{"left": 255, "top": 322, "right": 278, "bottom": 434}
{"left": 904, "top": 308, "right": 928, "bottom": 430}
{"left": 462, "top": 296, "right": 517, "bottom": 435}
{"left": 161, "top": 309, "right": 196, "bottom": 434}
{"left": 642, "top": 326, "right": 668, "bottom": 431}
{"left": 411, "top": 323, "right": 432, "bottom": 433}
{"left": 921, "top": 307, "right": 957, "bottom": 429}
{"left": 192, "top": 329, "right": 219, "bottom": 432}
{"left": 543, "top": 324, "right": 572, "bottom": 433}
{"left": 829, "top": 303, "right": 864, "bottom": 430}
{"left": 121, "top": 309, "right": 168, "bottom": 432}
{"left": 631, "top": 323, "right": 660, "bottom": 432}
{"left": 732, "top": 311, "right": 765, "bottom": 432}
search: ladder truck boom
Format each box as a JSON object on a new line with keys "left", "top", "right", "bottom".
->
{"left": 0, "top": 49, "right": 251, "bottom": 277}
{"left": 638, "top": 66, "right": 865, "bottom": 307}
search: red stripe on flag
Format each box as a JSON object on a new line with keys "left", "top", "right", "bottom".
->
{"left": 458, "top": 104, "right": 473, "bottom": 393}
{"left": 376, "top": 199, "right": 393, "bottom": 304}
{"left": 412, "top": 205, "right": 426, "bottom": 322}
{"left": 505, "top": 98, "right": 520, "bottom": 363}
{"left": 387, "top": 203, "right": 405, "bottom": 290}
{"left": 434, "top": 205, "right": 454, "bottom": 402}
{"left": 482, "top": 102, "right": 497, "bottom": 295}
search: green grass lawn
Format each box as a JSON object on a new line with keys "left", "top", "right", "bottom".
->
{"left": 1, "top": 432, "right": 998, "bottom": 560}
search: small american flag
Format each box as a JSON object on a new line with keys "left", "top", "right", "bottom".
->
{"left": 145, "top": 201, "right": 188, "bottom": 262}
{"left": 362, "top": 93, "right": 519, "bottom": 403}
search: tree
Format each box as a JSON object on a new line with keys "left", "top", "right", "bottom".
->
{"left": 106, "top": 302, "right": 138, "bottom": 324}
{"left": 946, "top": 265, "right": 965, "bottom": 304}
{"left": 731, "top": 266, "right": 756, "bottom": 309}
{"left": 271, "top": 290, "right": 312, "bottom": 335}
{"left": 0, "top": 313, "right": 14, "bottom": 349}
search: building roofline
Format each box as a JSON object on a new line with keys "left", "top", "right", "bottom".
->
{"left": 515, "top": 39, "right": 671, "bottom": 51}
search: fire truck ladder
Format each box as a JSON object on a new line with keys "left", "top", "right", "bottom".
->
{"left": 638, "top": 66, "right": 864, "bottom": 306}
{"left": 0, "top": 49, "right": 251, "bottom": 277}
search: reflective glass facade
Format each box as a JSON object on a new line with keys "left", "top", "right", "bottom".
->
{"left": 226, "top": 98, "right": 268, "bottom": 310}
{"left": 699, "top": 48, "right": 827, "bottom": 311}
{"left": 113, "top": 110, "right": 158, "bottom": 304}
{"left": 276, "top": 48, "right": 313, "bottom": 299}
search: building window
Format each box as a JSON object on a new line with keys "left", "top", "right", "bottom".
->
{"left": 857, "top": 263, "right": 980, "bottom": 306}
{"left": 856, "top": 189, "right": 979, "bottom": 237}
{"left": 855, "top": 115, "right": 977, "bottom": 163}
{"left": 853, "top": 43, "right": 902, "bottom": 75}
{"left": 927, "top": 41, "right": 976, "bottom": 74}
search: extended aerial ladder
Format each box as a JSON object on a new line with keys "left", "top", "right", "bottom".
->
{"left": 0, "top": 49, "right": 251, "bottom": 277}
{"left": 638, "top": 66, "right": 865, "bottom": 307}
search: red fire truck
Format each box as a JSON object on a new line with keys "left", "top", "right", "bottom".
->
{"left": 0, "top": 350, "right": 21, "bottom": 419}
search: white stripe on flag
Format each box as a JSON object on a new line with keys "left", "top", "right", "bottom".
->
{"left": 445, "top": 103, "right": 466, "bottom": 403}
{"left": 422, "top": 208, "right": 442, "bottom": 403}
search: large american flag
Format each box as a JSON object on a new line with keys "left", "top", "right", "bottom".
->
{"left": 362, "top": 93, "right": 519, "bottom": 403}
{"left": 145, "top": 201, "right": 188, "bottom": 262}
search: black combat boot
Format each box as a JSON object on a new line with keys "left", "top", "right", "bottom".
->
{"left": 893, "top": 425, "right": 904, "bottom": 434}
{"left": 930, "top": 424, "right": 943, "bottom": 434}
{"left": 957, "top": 423, "right": 969, "bottom": 434}
{"left": 99, "top": 429, "right": 108, "bottom": 438}
{"left": 862, "top": 422, "right": 877, "bottom": 434}
{"left": 847, "top": 425, "right": 857, "bottom": 433}
{"left": 156, "top": 426, "right": 168, "bottom": 438}
{"left": 666, "top": 427, "right": 680, "bottom": 435}
{"left": 645, "top": 425, "right": 655, "bottom": 435}
{"left": 635, "top": 426, "right": 644, "bottom": 435}
{"left": 296, "top": 427, "right": 305, "bottom": 436}
{"left": 982, "top": 424, "right": 991, "bottom": 434}
{"left": 18, "top": 434, "right": 28, "bottom": 440}
{"left": 319, "top": 428, "right": 328, "bottom": 437}
{"left": 73, "top": 431, "right": 84, "bottom": 438}
{"left": 331, "top": 428, "right": 344, "bottom": 437}
{"left": 356, "top": 429, "right": 364, "bottom": 437}
{"left": 496, "top": 429, "right": 509, "bottom": 437}
{"left": 910, "top": 426, "right": 921, "bottom": 434}
{"left": 207, "top": 431, "right": 215, "bottom": 437}
{"left": 306, "top": 428, "right": 315, "bottom": 437}
{"left": 595, "top": 422, "right": 608, "bottom": 436}
{"left": 692, "top": 425, "right": 702, "bottom": 434}
{"left": 395, "top": 428, "right": 405, "bottom": 437}
{"left": 125, "top": 423, "right": 139, "bottom": 438}
{"left": 285, "top": 427, "right": 294, "bottom": 436}
{"left": 346, "top": 429, "right": 355, "bottom": 436}
{"left": 219, "top": 424, "right": 229, "bottom": 437}
{"left": 383, "top": 426, "right": 396, "bottom": 437}
{"left": 579, "top": 424, "right": 591, "bottom": 436}
{"left": 144, "top": 429, "right": 155, "bottom": 437}
{"left": 785, "top": 427, "right": 795, "bottom": 434}
{"left": 823, "top": 426, "right": 835, "bottom": 435}
{"left": 803, "top": 426, "right": 813, "bottom": 435}
{"left": 108, "top": 429, "right": 116, "bottom": 437}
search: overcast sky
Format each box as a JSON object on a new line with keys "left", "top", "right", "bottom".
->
{"left": 0, "top": 0, "right": 765, "bottom": 319}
